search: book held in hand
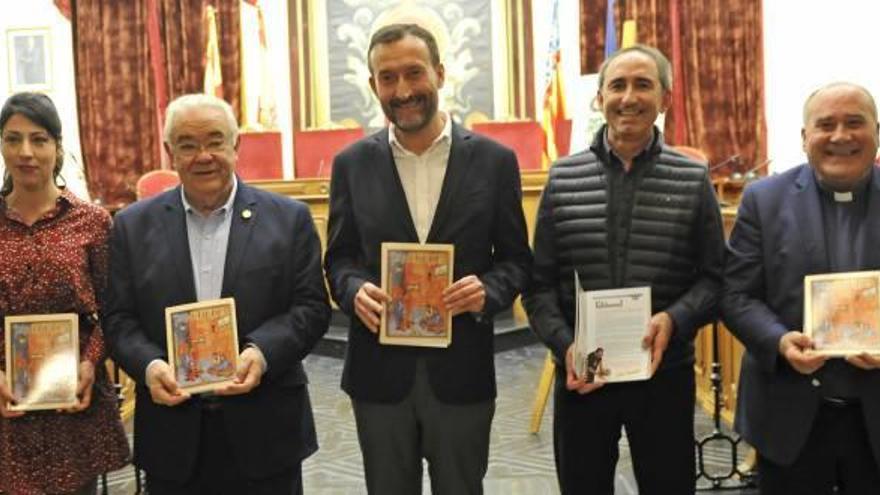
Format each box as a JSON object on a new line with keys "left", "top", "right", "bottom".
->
{"left": 4, "top": 313, "right": 79, "bottom": 411}
{"left": 804, "top": 270, "right": 880, "bottom": 356}
{"left": 380, "top": 242, "right": 454, "bottom": 348}
{"left": 165, "top": 298, "right": 239, "bottom": 394}
{"left": 573, "top": 275, "right": 652, "bottom": 383}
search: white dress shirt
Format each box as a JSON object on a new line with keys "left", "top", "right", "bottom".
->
{"left": 388, "top": 113, "right": 453, "bottom": 243}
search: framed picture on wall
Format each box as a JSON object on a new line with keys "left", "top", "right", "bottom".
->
{"left": 288, "top": 0, "right": 535, "bottom": 177}
{"left": 7, "top": 28, "right": 52, "bottom": 92}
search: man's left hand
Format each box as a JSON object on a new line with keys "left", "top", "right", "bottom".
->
{"left": 443, "top": 275, "right": 486, "bottom": 317}
{"left": 846, "top": 352, "right": 880, "bottom": 370}
{"left": 216, "top": 347, "right": 266, "bottom": 396}
{"left": 643, "top": 312, "right": 674, "bottom": 375}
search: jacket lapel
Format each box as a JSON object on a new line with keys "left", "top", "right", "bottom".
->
{"left": 222, "top": 180, "right": 258, "bottom": 296}
{"left": 792, "top": 165, "right": 829, "bottom": 274}
{"left": 427, "top": 123, "right": 472, "bottom": 242}
{"left": 160, "top": 187, "right": 197, "bottom": 300}
{"left": 375, "top": 129, "right": 420, "bottom": 242}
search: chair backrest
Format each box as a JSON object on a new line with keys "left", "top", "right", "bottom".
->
{"left": 135, "top": 169, "right": 180, "bottom": 200}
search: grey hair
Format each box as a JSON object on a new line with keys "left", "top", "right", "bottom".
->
{"left": 163, "top": 94, "right": 238, "bottom": 143}
{"left": 598, "top": 44, "right": 672, "bottom": 92}
{"left": 802, "top": 82, "right": 878, "bottom": 125}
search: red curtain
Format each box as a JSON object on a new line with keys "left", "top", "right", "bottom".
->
{"left": 72, "top": 0, "right": 160, "bottom": 207}
{"left": 72, "top": 0, "right": 243, "bottom": 205}
{"left": 160, "top": 0, "right": 209, "bottom": 97}
{"left": 159, "top": 0, "right": 242, "bottom": 110}
{"left": 579, "top": 0, "right": 766, "bottom": 176}
{"left": 214, "top": 1, "right": 242, "bottom": 122}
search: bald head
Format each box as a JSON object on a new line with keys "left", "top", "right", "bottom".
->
{"left": 801, "top": 82, "right": 880, "bottom": 192}
{"left": 803, "top": 82, "right": 877, "bottom": 125}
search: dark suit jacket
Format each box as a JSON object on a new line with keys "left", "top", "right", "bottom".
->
{"left": 325, "top": 124, "right": 532, "bottom": 404}
{"left": 722, "top": 164, "right": 880, "bottom": 467}
{"left": 104, "top": 181, "right": 331, "bottom": 481}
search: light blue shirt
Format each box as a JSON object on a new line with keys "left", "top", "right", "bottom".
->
{"left": 180, "top": 176, "right": 237, "bottom": 301}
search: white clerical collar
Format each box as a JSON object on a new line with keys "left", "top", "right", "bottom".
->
{"left": 833, "top": 191, "right": 853, "bottom": 202}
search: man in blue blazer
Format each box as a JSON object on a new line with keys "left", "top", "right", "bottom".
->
{"left": 325, "top": 24, "right": 532, "bottom": 495}
{"left": 722, "top": 82, "right": 880, "bottom": 493}
{"left": 105, "top": 94, "right": 330, "bottom": 494}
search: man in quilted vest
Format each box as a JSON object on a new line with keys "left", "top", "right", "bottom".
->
{"left": 524, "top": 44, "right": 725, "bottom": 495}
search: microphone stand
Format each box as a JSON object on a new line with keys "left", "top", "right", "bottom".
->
{"left": 694, "top": 320, "right": 757, "bottom": 490}
{"left": 709, "top": 154, "right": 742, "bottom": 174}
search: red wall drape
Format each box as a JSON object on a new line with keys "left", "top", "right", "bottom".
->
{"left": 579, "top": 0, "right": 766, "bottom": 176}
{"left": 72, "top": 1, "right": 243, "bottom": 205}
{"left": 72, "top": 0, "right": 161, "bottom": 207}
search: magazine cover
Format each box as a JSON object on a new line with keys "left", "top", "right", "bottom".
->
{"left": 165, "top": 298, "right": 239, "bottom": 394}
{"left": 4, "top": 313, "right": 79, "bottom": 411}
{"left": 380, "top": 242, "right": 454, "bottom": 347}
{"left": 573, "top": 274, "right": 652, "bottom": 383}
{"left": 804, "top": 271, "right": 880, "bottom": 356}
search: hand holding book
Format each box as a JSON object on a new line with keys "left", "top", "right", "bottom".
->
{"left": 643, "top": 311, "right": 674, "bottom": 375}
{"left": 64, "top": 360, "right": 95, "bottom": 413}
{"left": 778, "top": 331, "right": 826, "bottom": 375}
{"left": 0, "top": 370, "right": 24, "bottom": 418}
{"left": 845, "top": 352, "right": 880, "bottom": 370}
{"left": 442, "top": 275, "right": 486, "bottom": 316}
{"left": 354, "top": 282, "right": 389, "bottom": 334}
{"left": 215, "top": 346, "right": 266, "bottom": 396}
{"left": 564, "top": 343, "right": 605, "bottom": 395}
{"left": 145, "top": 360, "right": 191, "bottom": 406}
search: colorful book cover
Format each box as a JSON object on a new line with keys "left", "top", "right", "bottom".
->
{"left": 380, "top": 242, "right": 454, "bottom": 348}
{"left": 165, "top": 298, "right": 239, "bottom": 394}
{"left": 4, "top": 313, "right": 79, "bottom": 411}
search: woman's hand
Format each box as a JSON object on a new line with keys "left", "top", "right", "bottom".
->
{"left": 65, "top": 361, "right": 95, "bottom": 413}
{"left": 0, "top": 370, "right": 25, "bottom": 418}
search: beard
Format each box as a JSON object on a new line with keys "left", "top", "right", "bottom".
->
{"left": 383, "top": 93, "right": 438, "bottom": 132}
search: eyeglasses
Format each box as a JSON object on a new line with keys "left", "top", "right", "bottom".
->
{"left": 172, "top": 139, "right": 230, "bottom": 158}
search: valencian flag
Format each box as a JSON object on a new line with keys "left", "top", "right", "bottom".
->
{"left": 540, "top": 0, "right": 568, "bottom": 169}
{"left": 203, "top": 5, "right": 223, "bottom": 98}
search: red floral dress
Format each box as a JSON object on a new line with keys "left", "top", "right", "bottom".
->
{"left": 0, "top": 190, "right": 130, "bottom": 494}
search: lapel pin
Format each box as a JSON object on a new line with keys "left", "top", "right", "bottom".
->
{"left": 241, "top": 209, "right": 253, "bottom": 220}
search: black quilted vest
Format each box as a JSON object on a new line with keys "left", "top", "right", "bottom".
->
{"left": 543, "top": 133, "right": 711, "bottom": 368}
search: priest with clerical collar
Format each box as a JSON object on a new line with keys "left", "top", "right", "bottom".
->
{"left": 722, "top": 81, "right": 880, "bottom": 494}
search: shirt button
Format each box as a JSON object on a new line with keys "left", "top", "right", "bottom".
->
{"left": 811, "top": 378, "right": 821, "bottom": 387}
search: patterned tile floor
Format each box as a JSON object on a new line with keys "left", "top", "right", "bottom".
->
{"left": 103, "top": 344, "right": 757, "bottom": 494}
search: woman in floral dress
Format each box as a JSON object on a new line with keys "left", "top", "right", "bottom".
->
{"left": 0, "top": 93, "right": 129, "bottom": 494}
